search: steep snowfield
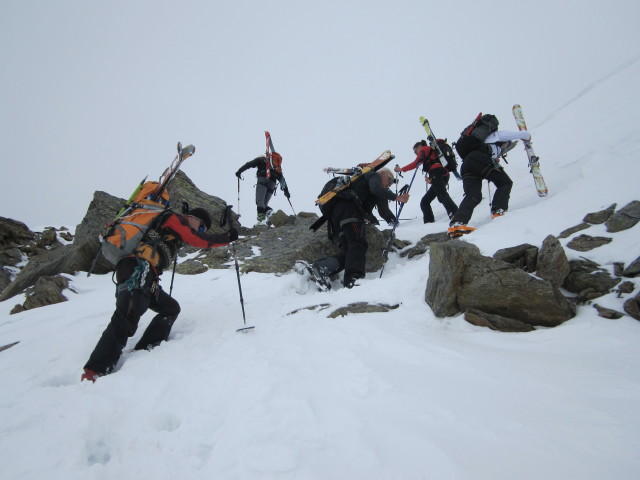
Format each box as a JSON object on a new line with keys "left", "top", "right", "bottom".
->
{"left": 1, "top": 59, "right": 639, "bottom": 480}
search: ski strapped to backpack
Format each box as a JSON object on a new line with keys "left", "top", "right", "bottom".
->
{"left": 309, "top": 150, "right": 395, "bottom": 232}
{"left": 264, "top": 131, "right": 295, "bottom": 214}
{"left": 453, "top": 112, "right": 499, "bottom": 159}
{"left": 87, "top": 142, "right": 195, "bottom": 276}
{"left": 264, "top": 131, "right": 280, "bottom": 178}
{"left": 419, "top": 116, "right": 462, "bottom": 180}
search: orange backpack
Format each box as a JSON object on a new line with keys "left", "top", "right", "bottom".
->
{"left": 101, "top": 181, "right": 171, "bottom": 266}
{"left": 270, "top": 152, "right": 283, "bottom": 174}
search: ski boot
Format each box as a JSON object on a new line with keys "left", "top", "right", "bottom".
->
{"left": 491, "top": 209, "right": 506, "bottom": 219}
{"left": 448, "top": 222, "right": 476, "bottom": 239}
{"left": 295, "top": 260, "right": 332, "bottom": 292}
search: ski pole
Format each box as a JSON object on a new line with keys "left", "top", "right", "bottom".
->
{"left": 287, "top": 197, "right": 296, "bottom": 216}
{"left": 220, "top": 205, "right": 254, "bottom": 332}
{"left": 237, "top": 177, "right": 241, "bottom": 218}
{"left": 379, "top": 166, "right": 419, "bottom": 278}
{"left": 169, "top": 253, "right": 178, "bottom": 297}
{"left": 394, "top": 168, "right": 399, "bottom": 219}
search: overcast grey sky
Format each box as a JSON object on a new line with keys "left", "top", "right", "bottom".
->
{"left": 2, "top": 0, "right": 639, "bottom": 227}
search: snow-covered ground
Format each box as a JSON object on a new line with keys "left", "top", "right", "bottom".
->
{"left": 1, "top": 60, "right": 639, "bottom": 480}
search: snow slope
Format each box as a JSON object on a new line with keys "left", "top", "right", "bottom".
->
{"left": 1, "top": 59, "right": 639, "bottom": 480}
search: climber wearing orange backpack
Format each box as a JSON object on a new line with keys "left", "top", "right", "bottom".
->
{"left": 81, "top": 202, "right": 238, "bottom": 382}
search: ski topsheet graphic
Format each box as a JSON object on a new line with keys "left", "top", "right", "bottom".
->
{"left": 512, "top": 104, "right": 548, "bottom": 197}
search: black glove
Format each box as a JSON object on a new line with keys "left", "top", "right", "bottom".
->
{"left": 284, "top": 187, "right": 291, "bottom": 199}
{"left": 227, "top": 228, "right": 239, "bottom": 242}
{"left": 235, "top": 171, "right": 242, "bottom": 179}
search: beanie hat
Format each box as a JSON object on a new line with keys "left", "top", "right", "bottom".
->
{"left": 189, "top": 207, "right": 212, "bottom": 231}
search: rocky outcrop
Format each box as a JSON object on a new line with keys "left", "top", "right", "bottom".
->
{"left": 605, "top": 200, "right": 640, "bottom": 233}
{"left": 195, "top": 214, "right": 393, "bottom": 274}
{"left": 558, "top": 222, "right": 591, "bottom": 239}
{"left": 425, "top": 241, "right": 575, "bottom": 330}
{"left": 623, "top": 292, "right": 640, "bottom": 321}
{"left": 622, "top": 256, "right": 640, "bottom": 277}
{"left": 566, "top": 234, "right": 613, "bottom": 252}
{"left": 10, "top": 275, "right": 72, "bottom": 314}
{"left": 583, "top": 204, "right": 616, "bottom": 224}
{"left": 592, "top": 304, "right": 624, "bottom": 320}
{"left": 562, "top": 259, "right": 621, "bottom": 302}
{"left": 536, "top": 235, "right": 570, "bottom": 288}
{"left": 493, "top": 243, "right": 538, "bottom": 272}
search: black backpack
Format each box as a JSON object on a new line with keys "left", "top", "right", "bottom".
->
{"left": 435, "top": 139, "right": 458, "bottom": 173}
{"left": 454, "top": 113, "right": 499, "bottom": 159}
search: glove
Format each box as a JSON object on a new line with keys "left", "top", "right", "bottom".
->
{"left": 284, "top": 187, "right": 291, "bottom": 199}
{"left": 235, "top": 171, "right": 242, "bottom": 179}
{"left": 227, "top": 228, "right": 239, "bottom": 242}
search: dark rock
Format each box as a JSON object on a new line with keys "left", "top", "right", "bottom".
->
{"left": 425, "top": 241, "right": 481, "bottom": 317}
{"left": 327, "top": 302, "right": 399, "bottom": 318}
{"left": 65, "top": 190, "right": 124, "bottom": 275}
{"left": 297, "top": 211, "right": 318, "bottom": 219}
{"left": 0, "top": 247, "right": 23, "bottom": 267}
{"left": 557, "top": 222, "right": 591, "bottom": 239}
{"left": 593, "top": 304, "right": 624, "bottom": 319}
{"left": 0, "top": 217, "right": 35, "bottom": 247}
{"left": 17, "top": 275, "right": 71, "bottom": 312}
{"left": 464, "top": 308, "right": 535, "bottom": 332}
{"left": 623, "top": 298, "right": 640, "bottom": 320}
{"left": 59, "top": 231, "right": 74, "bottom": 242}
{"left": 566, "top": 235, "right": 613, "bottom": 252}
{"left": 268, "top": 210, "right": 294, "bottom": 228}
{"left": 400, "top": 232, "right": 450, "bottom": 259}
{"left": 493, "top": 243, "right": 538, "bottom": 272}
{"left": 613, "top": 262, "right": 625, "bottom": 277}
{"left": 583, "top": 204, "right": 616, "bottom": 224}
{"left": 37, "top": 228, "right": 59, "bottom": 249}
{"left": 617, "top": 281, "right": 635, "bottom": 296}
{"left": 536, "top": 235, "right": 570, "bottom": 288}
{"left": 0, "top": 267, "right": 11, "bottom": 292}
{"left": 426, "top": 241, "right": 575, "bottom": 327}
{"left": 457, "top": 258, "right": 575, "bottom": 328}
{"left": 10, "top": 304, "right": 25, "bottom": 315}
{"left": 622, "top": 256, "right": 640, "bottom": 277}
{"left": 0, "top": 246, "right": 74, "bottom": 302}
{"left": 562, "top": 259, "right": 621, "bottom": 300}
{"left": 606, "top": 200, "right": 640, "bottom": 233}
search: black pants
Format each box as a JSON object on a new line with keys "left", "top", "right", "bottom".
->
{"left": 314, "top": 200, "right": 368, "bottom": 284}
{"left": 84, "top": 259, "right": 180, "bottom": 375}
{"left": 420, "top": 174, "right": 458, "bottom": 223}
{"left": 450, "top": 151, "right": 513, "bottom": 225}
